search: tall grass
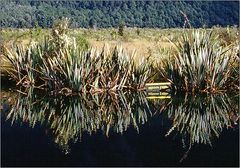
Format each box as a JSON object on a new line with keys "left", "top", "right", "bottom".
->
{"left": 160, "top": 30, "right": 238, "bottom": 93}
{"left": 2, "top": 20, "right": 238, "bottom": 94}
{"left": 2, "top": 19, "right": 152, "bottom": 93}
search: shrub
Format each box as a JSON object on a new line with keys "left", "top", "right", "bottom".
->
{"left": 160, "top": 29, "right": 237, "bottom": 93}
{"left": 2, "top": 18, "right": 152, "bottom": 93}
{"left": 118, "top": 21, "right": 124, "bottom": 36}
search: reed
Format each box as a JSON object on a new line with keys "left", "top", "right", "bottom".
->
{"left": 2, "top": 19, "right": 238, "bottom": 94}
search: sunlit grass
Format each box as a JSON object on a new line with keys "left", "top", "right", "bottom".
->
{"left": 1, "top": 19, "right": 152, "bottom": 93}
{"left": 1, "top": 18, "right": 238, "bottom": 94}
{"left": 159, "top": 29, "right": 239, "bottom": 93}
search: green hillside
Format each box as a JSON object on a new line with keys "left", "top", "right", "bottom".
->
{"left": 0, "top": 0, "right": 239, "bottom": 28}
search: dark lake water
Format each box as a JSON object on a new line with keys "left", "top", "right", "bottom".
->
{"left": 1, "top": 89, "right": 239, "bottom": 167}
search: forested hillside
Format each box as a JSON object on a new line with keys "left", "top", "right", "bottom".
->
{"left": 0, "top": 0, "right": 239, "bottom": 28}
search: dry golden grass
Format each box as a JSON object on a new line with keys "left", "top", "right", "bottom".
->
{"left": 1, "top": 27, "right": 238, "bottom": 63}
{"left": 88, "top": 38, "right": 173, "bottom": 62}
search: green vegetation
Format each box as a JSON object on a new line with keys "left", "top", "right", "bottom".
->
{"left": 0, "top": 1, "right": 238, "bottom": 28}
{"left": 1, "top": 19, "right": 152, "bottom": 93}
{"left": 118, "top": 21, "right": 125, "bottom": 36}
{"left": 159, "top": 29, "right": 239, "bottom": 93}
{"left": 1, "top": 18, "right": 239, "bottom": 94}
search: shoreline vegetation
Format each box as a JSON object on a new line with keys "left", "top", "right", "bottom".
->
{"left": 1, "top": 18, "right": 239, "bottom": 95}
{"left": 1, "top": 1, "right": 239, "bottom": 166}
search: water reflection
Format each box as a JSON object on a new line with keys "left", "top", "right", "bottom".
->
{"left": 2, "top": 89, "right": 167, "bottom": 153}
{"left": 166, "top": 94, "right": 238, "bottom": 143}
{"left": 1, "top": 89, "right": 239, "bottom": 156}
{"left": 164, "top": 93, "right": 239, "bottom": 162}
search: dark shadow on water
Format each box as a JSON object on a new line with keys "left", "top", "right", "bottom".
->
{"left": 1, "top": 88, "right": 239, "bottom": 167}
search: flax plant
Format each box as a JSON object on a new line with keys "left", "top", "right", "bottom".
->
{"left": 160, "top": 30, "right": 238, "bottom": 93}
{"left": 2, "top": 18, "right": 152, "bottom": 93}
{"left": 2, "top": 43, "right": 43, "bottom": 87}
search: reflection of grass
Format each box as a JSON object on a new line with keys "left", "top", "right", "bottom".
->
{"left": 3, "top": 89, "right": 157, "bottom": 154}
{"left": 164, "top": 93, "right": 239, "bottom": 162}
{"left": 165, "top": 94, "right": 239, "bottom": 146}
{"left": 2, "top": 89, "right": 238, "bottom": 156}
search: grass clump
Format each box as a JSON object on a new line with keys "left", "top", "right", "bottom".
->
{"left": 160, "top": 29, "right": 238, "bottom": 93}
{"left": 1, "top": 18, "right": 152, "bottom": 94}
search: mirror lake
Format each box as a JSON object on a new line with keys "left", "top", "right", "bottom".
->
{"left": 1, "top": 88, "right": 239, "bottom": 167}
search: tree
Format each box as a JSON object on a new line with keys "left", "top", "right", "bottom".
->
{"left": 0, "top": 1, "right": 238, "bottom": 28}
{"left": 118, "top": 20, "right": 125, "bottom": 36}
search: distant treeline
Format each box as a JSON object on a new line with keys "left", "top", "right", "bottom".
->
{"left": 0, "top": 0, "right": 239, "bottom": 28}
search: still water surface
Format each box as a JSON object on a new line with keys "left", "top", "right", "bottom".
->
{"left": 1, "top": 89, "right": 239, "bottom": 167}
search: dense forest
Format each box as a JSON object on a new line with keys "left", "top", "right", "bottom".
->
{"left": 0, "top": 0, "right": 239, "bottom": 28}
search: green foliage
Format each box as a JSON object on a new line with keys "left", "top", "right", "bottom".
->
{"left": 2, "top": 20, "right": 152, "bottom": 93}
{"left": 160, "top": 29, "right": 238, "bottom": 93}
{"left": 110, "top": 30, "right": 118, "bottom": 40}
{"left": 118, "top": 21, "right": 125, "bottom": 36}
{"left": 75, "top": 35, "right": 89, "bottom": 51}
{"left": 136, "top": 28, "right": 140, "bottom": 36}
{"left": 0, "top": 1, "right": 238, "bottom": 28}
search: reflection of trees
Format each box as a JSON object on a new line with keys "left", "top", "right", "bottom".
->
{"left": 165, "top": 93, "right": 239, "bottom": 162}
{"left": 3, "top": 89, "right": 161, "bottom": 154}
